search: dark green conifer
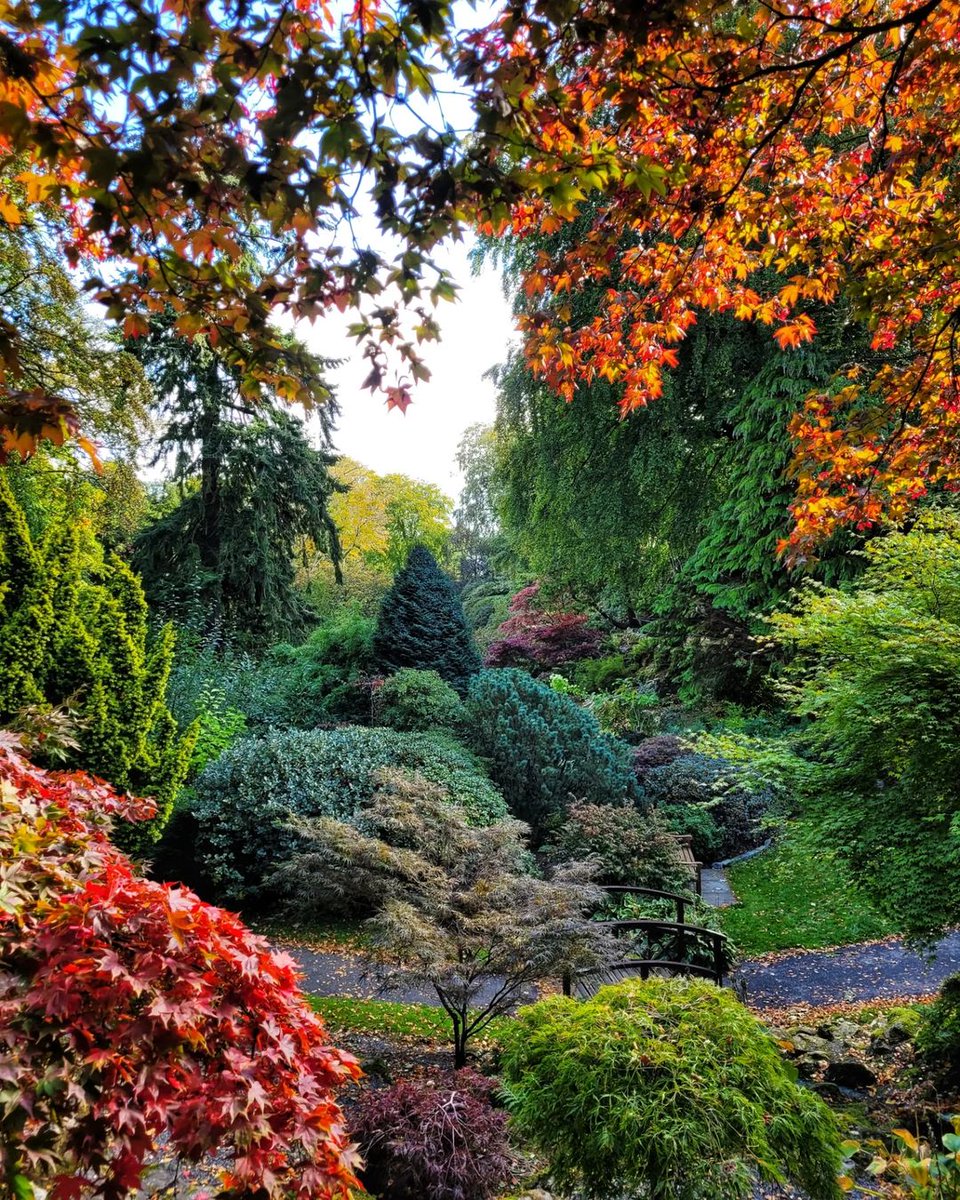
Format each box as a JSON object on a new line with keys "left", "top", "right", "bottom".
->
{"left": 373, "top": 545, "right": 481, "bottom": 695}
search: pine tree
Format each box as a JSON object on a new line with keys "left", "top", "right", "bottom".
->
{"left": 0, "top": 471, "right": 193, "bottom": 846}
{"left": 374, "top": 545, "right": 482, "bottom": 694}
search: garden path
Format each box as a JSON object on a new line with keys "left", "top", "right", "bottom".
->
{"left": 735, "top": 931, "right": 960, "bottom": 1009}
{"left": 700, "top": 866, "right": 737, "bottom": 907}
{"left": 280, "top": 932, "right": 960, "bottom": 1010}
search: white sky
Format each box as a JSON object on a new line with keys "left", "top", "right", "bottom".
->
{"left": 300, "top": 239, "right": 516, "bottom": 500}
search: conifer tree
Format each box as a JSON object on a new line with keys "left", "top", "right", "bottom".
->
{"left": 130, "top": 318, "right": 342, "bottom": 647}
{"left": 0, "top": 471, "right": 193, "bottom": 847}
{"left": 374, "top": 545, "right": 481, "bottom": 695}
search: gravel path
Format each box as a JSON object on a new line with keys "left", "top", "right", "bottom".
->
{"left": 734, "top": 931, "right": 960, "bottom": 1009}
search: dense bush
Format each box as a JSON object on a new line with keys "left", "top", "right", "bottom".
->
{"left": 0, "top": 474, "right": 193, "bottom": 849}
{"left": 917, "top": 974, "right": 960, "bottom": 1081}
{"left": 484, "top": 583, "right": 602, "bottom": 672}
{"left": 351, "top": 1070, "right": 511, "bottom": 1200}
{"left": 588, "top": 681, "right": 660, "bottom": 738}
{"left": 546, "top": 802, "right": 691, "bottom": 892}
{"left": 461, "top": 577, "right": 514, "bottom": 648}
{"left": 0, "top": 744, "right": 360, "bottom": 1200}
{"left": 500, "top": 978, "right": 843, "bottom": 1200}
{"left": 374, "top": 668, "right": 464, "bottom": 732}
{"left": 466, "top": 668, "right": 639, "bottom": 841}
{"left": 374, "top": 545, "right": 481, "bottom": 694}
{"left": 771, "top": 513, "right": 960, "bottom": 938}
{"left": 571, "top": 637, "right": 655, "bottom": 692}
{"left": 641, "top": 751, "right": 771, "bottom": 862}
{"left": 632, "top": 733, "right": 686, "bottom": 774}
{"left": 249, "top": 605, "right": 376, "bottom": 725}
{"left": 192, "top": 726, "right": 507, "bottom": 902}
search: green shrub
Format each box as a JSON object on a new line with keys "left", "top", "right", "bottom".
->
{"left": 770, "top": 512, "right": 960, "bottom": 939}
{"left": 0, "top": 472, "right": 193, "bottom": 849}
{"left": 588, "top": 681, "right": 660, "bottom": 738}
{"left": 374, "top": 669, "right": 463, "bottom": 733}
{"left": 192, "top": 725, "right": 506, "bottom": 902}
{"left": 917, "top": 974, "right": 960, "bottom": 1081}
{"left": 249, "top": 606, "right": 376, "bottom": 726}
{"left": 500, "top": 978, "right": 843, "bottom": 1200}
{"left": 546, "top": 801, "right": 691, "bottom": 892}
{"left": 466, "top": 668, "right": 639, "bottom": 842}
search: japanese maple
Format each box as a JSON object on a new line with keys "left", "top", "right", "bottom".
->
{"left": 0, "top": 741, "right": 361, "bottom": 1200}
{"left": 485, "top": 583, "right": 602, "bottom": 671}
{"left": 465, "top": 0, "right": 960, "bottom": 553}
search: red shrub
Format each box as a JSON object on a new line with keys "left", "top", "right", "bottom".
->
{"left": 631, "top": 734, "right": 686, "bottom": 776}
{"left": 484, "top": 584, "right": 602, "bottom": 671}
{"left": 0, "top": 741, "right": 361, "bottom": 1200}
{"left": 351, "top": 1069, "right": 511, "bottom": 1200}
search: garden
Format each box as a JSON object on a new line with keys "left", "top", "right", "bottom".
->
{"left": 5, "top": 3, "right": 960, "bottom": 1200}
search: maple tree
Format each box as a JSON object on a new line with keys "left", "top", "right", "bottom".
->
{"left": 467, "top": 0, "right": 960, "bottom": 554}
{"left": 485, "top": 583, "right": 602, "bottom": 672}
{"left": 0, "top": 741, "right": 361, "bottom": 1200}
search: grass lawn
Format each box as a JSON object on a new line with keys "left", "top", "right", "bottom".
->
{"left": 250, "top": 913, "right": 369, "bottom": 949}
{"left": 719, "top": 821, "right": 897, "bottom": 956}
{"left": 309, "top": 995, "right": 514, "bottom": 1044}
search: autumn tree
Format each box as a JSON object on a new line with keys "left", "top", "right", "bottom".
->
{"left": 276, "top": 769, "right": 608, "bottom": 1067}
{"left": 0, "top": 741, "right": 360, "bottom": 1200}
{"left": 470, "top": 0, "right": 960, "bottom": 553}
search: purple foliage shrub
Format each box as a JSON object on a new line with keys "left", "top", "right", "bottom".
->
{"left": 484, "top": 584, "right": 602, "bottom": 671}
{"left": 351, "top": 1069, "right": 512, "bottom": 1200}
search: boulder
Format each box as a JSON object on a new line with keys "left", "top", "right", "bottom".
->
{"left": 824, "top": 1059, "right": 878, "bottom": 1089}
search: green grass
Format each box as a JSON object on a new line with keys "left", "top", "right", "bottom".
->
{"left": 249, "top": 913, "right": 370, "bottom": 949}
{"left": 309, "top": 995, "right": 514, "bottom": 1044}
{"left": 719, "top": 821, "right": 897, "bottom": 956}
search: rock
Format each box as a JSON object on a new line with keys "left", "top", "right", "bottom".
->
{"left": 789, "top": 1032, "right": 835, "bottom": 1056}
{"left": 824, "top": 1059, "right": 878, "bottom": 1089}
{"left": 816, "top": 1018, "right": 861, "bottom": 1044}
{"left": 870, "top": 1021, "right": 914, "bottom": 1054}
{"left": 519, "top": 1191, "right": 553, "bottom": 1200}
{"left": 811, "top": 1081, "right": 844, "bottom": 1101}
{"left": 796, "top": 1053, "right": 831, "bottom": 1079}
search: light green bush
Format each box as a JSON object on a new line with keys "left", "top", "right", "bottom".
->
{"left": 500, "top": 977, "right": 843, "bottom": 1200}
{"left": 192, "top": 725, "right": 507, "bottom": 903}
{"left": 374, "top": 668, "right": 464, "bottom": 732}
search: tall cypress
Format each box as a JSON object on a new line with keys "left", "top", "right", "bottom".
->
{"left": 373, "top": 545, "right": 481, "bottom": 694}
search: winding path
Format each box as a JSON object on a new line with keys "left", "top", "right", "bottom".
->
{"left": 733, "top": 931, "right": 960, "bottom": 1009}
{"left": 280, "top": 932, "right": 960, "bottom": 1011}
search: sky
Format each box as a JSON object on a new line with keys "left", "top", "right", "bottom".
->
{"left": 299, "top": 237, "right": 516, "bottom": 501}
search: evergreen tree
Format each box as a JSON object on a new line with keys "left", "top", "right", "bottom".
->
{"left": 0, "top": 471, "right": 193, "bottom": 847}
{"left": 130, "top": 319, "right": 342, "bottom": 647}
{"left": 373, "top": 545, "right": 481, "bottom": 694}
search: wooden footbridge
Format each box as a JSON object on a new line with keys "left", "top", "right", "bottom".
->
{"left": 563, "top": 883, "right": 732, "bottom": 1000}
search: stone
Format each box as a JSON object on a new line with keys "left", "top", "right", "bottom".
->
{"left": 789, "top": 1032, "right": 835, "bottom": 1056}
{"left": 824, "top": 1059, "right": 878, "bottom": 1089}
{"left": 796, "top": 1052, "right": 831, "bottom": 1079}
{"left": 811, "top": 1081, "right": 844, "bottom": 1101}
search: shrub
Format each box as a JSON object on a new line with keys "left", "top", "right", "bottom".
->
{"left": 771, "top": 513, "right": 960, "bottom": 939}
{"left": 192, "top": 725, "right": 507, "bottom": 902}
{"left": 0, "top": 475, "right": 194, "bottom": 850}
{"left": 500, "top": 978, "right": 843, "bottom": 1200}
{"left": 460, "top": 577, "right": 514, "bottom": 648}
{"left": 917, "top": 973, "right": 960, "bottom": 1080}
{"left": 642, "top": 751, "right": 771, "bottom": 862}
{"left": 374, "top": 668, "right": 464, "bottom": 732}
{"left": 484, "top": 583, "right": 602, "bottom": 672}
{"left": 279, "top": 770, "right": 607, "bottom": 1065}
{"left": 546, "top": 802, "right": 691, "bottom": 892}
{"left": 588, "top": 681, "right": 660, "bottom": 738}
{"left": 351, "top": 1070, "right": 511, "bottom": 1200}
{"left": 632, "top": 733, "right": 686, "bottom": 774}
{"left": 373, "top": 545, "right": 481, "bottom": 695}
{"left": 249, "top": 605, "right": 376, "bottom": 726}
{"left": 466, "top": 668, "right": 639, "bottom": 841}
{"left": 0, "top": 743, "right": 360, "bottom": 1200}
